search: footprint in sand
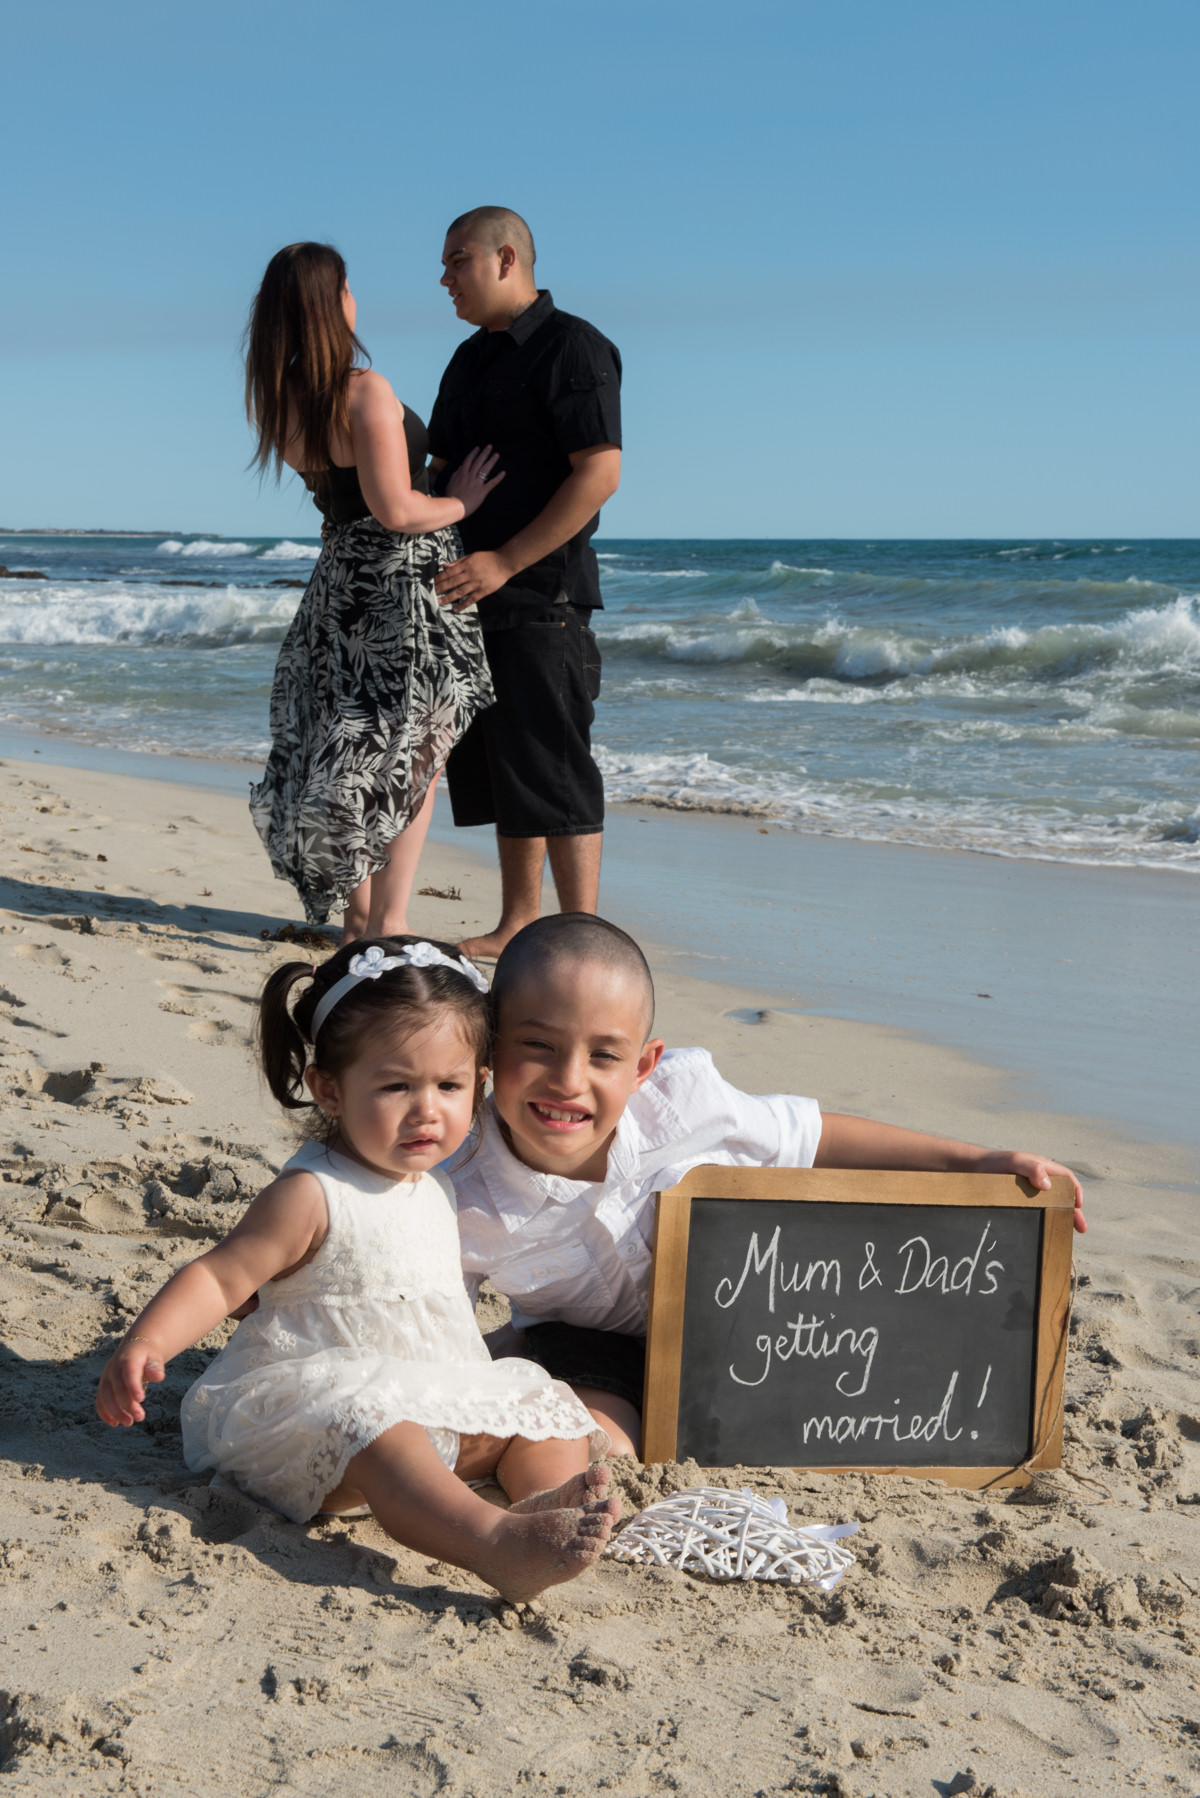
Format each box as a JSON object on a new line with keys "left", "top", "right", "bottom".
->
{"left": 187, "top": 1019, "right": 245, "bottom": 1047}
{"left": 156, "top": 982, "right": 214, "bottom": 1019}
{"left": 12, "top": 942, "right": 80, "bottom": 981}
{"left": 157, "top": 980, "right": 252, "bottom": 1021}
{"left": 140, "top": 948, "right": 230, "bottom": 977}
{"left": 14, "top": 942, "right": 72, "bottom": 971}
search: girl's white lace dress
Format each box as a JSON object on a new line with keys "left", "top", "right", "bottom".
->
{"left": 180, "top": 1141, "right": 606, "bottom": 1522}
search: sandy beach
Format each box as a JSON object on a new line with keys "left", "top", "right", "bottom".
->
{"left": 2, "top": 752, "right": 1199, "bottom": 1796}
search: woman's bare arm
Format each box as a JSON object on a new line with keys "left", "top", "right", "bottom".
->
{"left": 348, "top": 373, "right": 498, "bottom": 533}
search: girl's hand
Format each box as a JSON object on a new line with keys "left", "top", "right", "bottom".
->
{"left": 979, "top": 1150, "right": 1086, "bottom": 1233}
{"left": 446, "top": 445, "right": 504, "bottom": 519}
{"left": 96, "top": 1340, "right": 167, "bottom": 1427}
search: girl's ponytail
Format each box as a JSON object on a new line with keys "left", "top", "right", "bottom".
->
{"left": 256, "top": 960, "right": 320, "bottom": 1110}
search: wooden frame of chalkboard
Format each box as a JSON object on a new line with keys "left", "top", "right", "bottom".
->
{"left": 642, "top": 1167, "right": 1075, "bottom": 1488}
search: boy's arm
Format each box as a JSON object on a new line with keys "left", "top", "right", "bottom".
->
{"left": 814, "top": 1113, "right": 1086, "bottom": 1234}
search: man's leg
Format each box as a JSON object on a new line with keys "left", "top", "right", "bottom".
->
{"left": 450, "top": 615, "right": 604, "bottom": 957}
{"left": 459, "top": 834, "right": 546, "bottom": 962}
{"left": 546, "top": 830, "right": 602, "bottom": 915}
{"left": 458, "top": 831, "right": 601, "bottom": 960}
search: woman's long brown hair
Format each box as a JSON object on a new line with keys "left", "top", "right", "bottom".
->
{"left": 244, "top": 242, "right": 369, "bottom": 480}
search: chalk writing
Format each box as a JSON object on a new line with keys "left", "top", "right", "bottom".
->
{"left": 714, "top": 1224, "right": 841, "bottom": 1313}
{"left": 729, "top": 1311, "right": 879, "bottom": 1395}
{"left": 894, "top": 1222, "right": 1004, "bottom": 1296}
{"left": 677, "top": 1198, "right": 1041, "bottom": 1467}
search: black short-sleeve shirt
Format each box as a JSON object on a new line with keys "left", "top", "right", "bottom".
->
{"left": 428, "top": 290, "right": 621, "bottom": 627}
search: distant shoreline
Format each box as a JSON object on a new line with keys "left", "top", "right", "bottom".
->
{"left": 4, "top": 527, "right": 1197, "bottom": 544}
{"left": 0, "top": 528, "right": 188, "bottom": 538}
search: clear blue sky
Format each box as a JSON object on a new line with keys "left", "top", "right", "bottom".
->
{"left": 2, "top": 0, "right": 1196, "bottom": 538}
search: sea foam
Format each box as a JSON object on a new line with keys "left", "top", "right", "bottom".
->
{"left": 157, "top": 539, "right": 254, "bottom": 558}
{"left": 0, "top": 583, "right": 299, "bottom": 647}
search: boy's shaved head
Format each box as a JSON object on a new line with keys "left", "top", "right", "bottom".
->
{"left": 491, "top": 914, "right": 655, "bottom": 1037}
{"left": 446, "top": 206, "right": 536, "bottom": 271}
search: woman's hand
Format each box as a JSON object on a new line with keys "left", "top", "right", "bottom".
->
{"left": 446, "top": 444, "right": 504, "bottom": 519}
{"left": 97, "top": 1339, "right": 167, "bottom": 1427}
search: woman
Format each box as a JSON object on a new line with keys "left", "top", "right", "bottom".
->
{"left": 246, "top": 242, "right": 498, "bottom": 941}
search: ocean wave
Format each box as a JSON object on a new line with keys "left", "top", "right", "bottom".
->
{"left": 157, "top": 539, "right": 254, "bottom": 558}
{"left": 595, "top": 745, "right": 1200, "bottom": 870}
{"left": 0, "top": 583, "right": 299, "bottom": 647}
{"left": 258, "top": 540, "right": 320, "bottom": 561}
{"left": 744, "top": 683, "right": 879, "bottom": 706}
{"left": 598, "top": 596, "right": 1200, "bottom": 687}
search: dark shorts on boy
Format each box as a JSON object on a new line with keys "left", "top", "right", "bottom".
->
{"left": 445, "top": 610, "right": 604, "bottom": 839}
{"left": 522, "top": 1322, "right": 646, "bottom": 1413}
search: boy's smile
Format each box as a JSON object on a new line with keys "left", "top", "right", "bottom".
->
{"left": 491, "top": 962, "right": 665, "bottom": 1183}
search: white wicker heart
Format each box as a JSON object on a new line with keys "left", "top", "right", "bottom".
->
{"left": 606, "top": 1486, "right": 858, "bottom": 1589}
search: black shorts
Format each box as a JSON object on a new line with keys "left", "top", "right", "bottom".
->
{"left": 445, "top": 612, "right": 604, "bottom": 838}
{"left": 522, "top": 1322, "right": 647, "bottom": 1414}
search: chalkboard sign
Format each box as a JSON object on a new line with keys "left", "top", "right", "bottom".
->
{"left": 642, "top": 1167, "right": 1074, "bottom": 1488}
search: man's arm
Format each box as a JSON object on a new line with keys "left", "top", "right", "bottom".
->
{"left": 433, "top": 444, "right": 620, "bottom": 611}
{"left": 815, "top": 1112, "right": 1087, "bottom": 1232}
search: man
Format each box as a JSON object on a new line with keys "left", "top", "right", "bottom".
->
{"left": 428, "top": 206, "right": 621, "bottom": 960}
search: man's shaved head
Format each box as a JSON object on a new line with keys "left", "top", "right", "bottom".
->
{"left": 491, "top": 914, "right": 655, "bottom": 1038}
{"left": 446, "top": 206, "right": 536, "bottom": 272}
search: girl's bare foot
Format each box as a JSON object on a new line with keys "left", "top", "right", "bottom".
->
{"left": 509, "top": 1462, "right": 613, "bottom": 1515}
{"left": 474, "top": 1497, "right": 620, "bottom": 1603}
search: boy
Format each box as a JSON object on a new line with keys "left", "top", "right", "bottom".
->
{"left": 451, "top": 914, "right": 1085, "bottom": 1455}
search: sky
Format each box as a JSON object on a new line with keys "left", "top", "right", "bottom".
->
{"left": 2, "top": 0, "right": 1197, "bottom": 539}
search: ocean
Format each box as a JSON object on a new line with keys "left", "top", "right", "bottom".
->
{"left": 1, "top": 533, "right": 1197, "bottom": 872}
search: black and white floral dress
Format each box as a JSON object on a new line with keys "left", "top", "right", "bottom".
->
{"left": 249, "top": 412, "right": 493, "bottom": 924}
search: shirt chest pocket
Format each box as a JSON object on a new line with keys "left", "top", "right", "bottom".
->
{"left": 482, "top": 377, "right": 541, "bottom": 436}
{"left": 493, "top": 1238, "right": 595, "bottom": 1299}
{"left": 617, "top": 1235, "right": 651, "bottom": 1276}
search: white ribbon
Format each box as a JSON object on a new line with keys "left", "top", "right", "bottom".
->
{"left": 311, "top": 942, "right": 488, "bottom": 1040}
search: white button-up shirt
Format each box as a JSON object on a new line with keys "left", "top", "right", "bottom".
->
{"left": 450, "top": 1048, "right": 823, "bottom": 1335}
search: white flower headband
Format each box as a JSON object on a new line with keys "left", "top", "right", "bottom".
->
{"left": 310, "top": 941, "right": 489, "bottom": 1042}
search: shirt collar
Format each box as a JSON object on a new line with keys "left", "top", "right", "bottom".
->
{"left": 474, "top": 1093, "right": 639, "bottom": 1228}
{"left": 498, "top": 288, "right": 554, "bottom": 346}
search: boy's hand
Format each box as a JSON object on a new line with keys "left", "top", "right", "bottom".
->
{"left": 979, "top": 1151, "right": 1086, "bottom": 1233}
{"left": 96, "top": 1341, "right": 167, "bottom": 1427}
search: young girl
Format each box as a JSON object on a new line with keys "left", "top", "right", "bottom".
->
{"left": 96, "top": 936, "right": 619, "bottom": 1603}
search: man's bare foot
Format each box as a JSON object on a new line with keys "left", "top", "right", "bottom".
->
{"left": 457, "top": 927, "right": 527, "bottom": 962}
{"left": 473, "top": 1497, "right": 620, "bottom": 1603}
{"left": 509, "top": 1463, "right": 613, "bottom": 1515}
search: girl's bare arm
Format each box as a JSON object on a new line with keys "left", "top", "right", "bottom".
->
{"left": 96, "top": 1171, "right": 327, "bottom": 1426}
